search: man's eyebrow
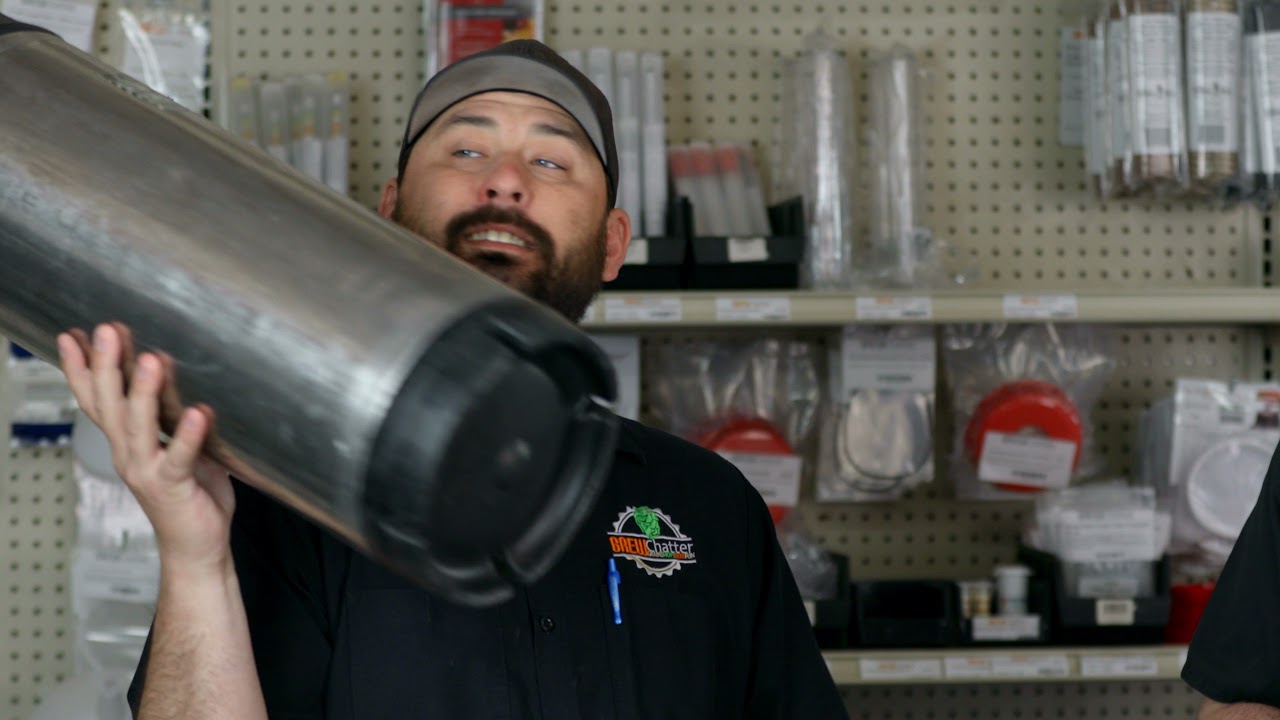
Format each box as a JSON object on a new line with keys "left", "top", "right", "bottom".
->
{"left": 532, "top": 121, "right": 593, "bottom": 153}
{"left": 438, "top": 113, "right": 498, "bottom": 131}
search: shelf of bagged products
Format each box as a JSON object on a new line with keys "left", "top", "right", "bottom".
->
{"left": 821, "top": 645, "right": 1189, "bottom": 685}
{"left": 581, "top": 288, "right": 1280, "bottom": 328}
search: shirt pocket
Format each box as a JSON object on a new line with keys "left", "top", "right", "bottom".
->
{"left": 600, "top": 583, "right": 717, "bottom": 720}
{"left": 346, "top": 589, "right": 510, "bottom": 720}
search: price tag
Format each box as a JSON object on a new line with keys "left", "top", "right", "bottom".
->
{"left": 859, "top": 658, "right": 943, "bottom": 681}
{"left": 993, "top": 653, "right": 1071, "bottom": 678}
{"left": 1, "top": 0, "right": 97, "bottom": 51}
{"left": 716, "top": 452, "right": 802, "bottom": 508}
{"left": 1080, "top": 655, "right": 1159, "bottom": 678}
{"left": 841, "top": 329, "right": 936, "bottom": 394}
{"left": 1058, "top": 508, "right": 1158, "bottom": 563}
{"left": 715, "top": 297, "right": 792, "bottom": 322}
{"left": 727, "top": 236, "right": 769, "bottom": 262}
{"left": 603, "top": 296, "right": 683, "bottom": 323}
{"left": 944, "top": 656, "right": 994, "bottom": 679}
{"left": 856, "top": 296, "right": 933, "bottom": 320}
{"left": 977, "top": 432, "right": 1078, "bottom": 489}
{"left": 971, "top": 615, "right": 1042, "bottom": 641}
{"left": 1003, "top": 294, "right": 1080, "bottom": 320}
{"left": 624, "top": 238, "right": 650, "bottom": 265}
{"left": 1095, "top": 598, "right": 1137, "bottom": 626}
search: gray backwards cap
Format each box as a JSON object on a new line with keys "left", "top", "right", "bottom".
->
{"left": 398, "top": 40, "right": 618, "bottom": 209}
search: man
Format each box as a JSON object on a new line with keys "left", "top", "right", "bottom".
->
{"left": 57, "top": 39, "right": 847, "bottom": 719}
{"left": 1182, "top": 446, "right": 1280, "bottom": 719}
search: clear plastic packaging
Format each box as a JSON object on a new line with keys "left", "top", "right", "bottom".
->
{"left": 942, "top": 324, "right": 1116, "bottom": 501}
{"left": 777, "top": 516, "right": 838, "bottom": 602}
{"left": 648, "top": 338, "right": 821, "bottom": 521}
{"left": 1137, "top": 379, "right": 1280, "bottom": 579}
{"left": 1108, "top": 0, "right": 1137, "bottom": 196}
{"left": 1126, "top": 0, "right": 1189, "bottom": 195}
{"left": 1185, "top": 0, "right": 1243, "bottom": 195}
{"left": 1023, "top": 482, "right": 1168, "bottom": 597}
{"left": 116, "top": 0, "right": 210, "bottom": 115}
{"left": 1085, "top": 2, "right": 1115, "bottom": 198}
{"left": 1245, "top": 0, "right": 1280, "bottom": 201}
{"left": 323, "top": 72, "right": 351, "bottom": 196}
{"left": 779, "top": 29, "right": 858, "bottom": 289}
{"left": 865, "top": 46, "right": 938, "bottom": 288}
{"left": 424, "top": 0, "right": 544, "bottom": 77}
{"left": 816, "top": 325, "right": 936, "bottom": 502}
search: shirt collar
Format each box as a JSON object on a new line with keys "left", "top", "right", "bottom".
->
{"left": 613, "top": 417, "right": 646, "bottom": 465}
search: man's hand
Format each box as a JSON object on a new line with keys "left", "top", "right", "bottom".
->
{"left": 58, "top": 324, "right": 234, "bottom": 574}
{"left": 1200, "top": 699, "right": 1280, "bottom": 719}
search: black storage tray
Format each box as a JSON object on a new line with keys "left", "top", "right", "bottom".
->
{"left": 1018, "top": 545, "right": 1171, "bottom": 646}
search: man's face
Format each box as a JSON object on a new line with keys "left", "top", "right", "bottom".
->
{"left": 380, "top": 91, "right": 629, "bottom": 323}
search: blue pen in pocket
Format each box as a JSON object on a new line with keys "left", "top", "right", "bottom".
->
{"left": 607, "top": 558, "right": 623, "bottom": 625}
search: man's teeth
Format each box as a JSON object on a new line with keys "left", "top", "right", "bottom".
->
{"left": 468, "top": 229, "right": 530, "bottom": 249}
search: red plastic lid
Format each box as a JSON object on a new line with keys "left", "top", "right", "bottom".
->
{"left": 964, "top": 381, "right": 1083, "bottom": 493}
{"left": 697, "top": 416, "right": 795, "bottom": 523}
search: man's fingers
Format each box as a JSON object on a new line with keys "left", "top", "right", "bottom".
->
{"left": 126, "top": 353, "right": 164, "bottom": 466}
{"left": 88, "top": 324, "right": 129, "bottom": 451}
{"left": 161, "top": 407, "right": 209, "bottom": 481}
{"left": 56, "top": 332, "right": 96, "bottom": 419}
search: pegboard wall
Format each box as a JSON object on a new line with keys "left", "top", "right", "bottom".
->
{"left": 7, "top": 0, "right": 1275, "bottom": 718}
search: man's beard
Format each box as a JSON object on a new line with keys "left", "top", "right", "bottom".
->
{"left": 393, "top": 202, "right": 607, "bottom": 323}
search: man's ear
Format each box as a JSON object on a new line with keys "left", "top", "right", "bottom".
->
{"left": 601, "top": 207, "right": 632, "bottom": 282}
{"left": 377, "top": 178, "right": 399, "bottom": 220}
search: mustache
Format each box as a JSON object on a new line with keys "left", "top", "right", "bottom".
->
{"left": 444, "top": 206, "right": 554, "bottom": 257}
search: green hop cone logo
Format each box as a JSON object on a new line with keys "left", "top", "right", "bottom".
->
{"left": 634, "top": 506, "right": 661, "bottom": 540}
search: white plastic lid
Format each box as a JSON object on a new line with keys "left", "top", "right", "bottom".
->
{"left": 1186, "top": 436, "right": 1273, "bottom": 541}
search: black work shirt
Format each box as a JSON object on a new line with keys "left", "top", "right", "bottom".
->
{"left": 1182, "top": 440, "right": 1280, "bottom": 705}
{"left": 128, "top": 417, "right": 847, "bottom": 719}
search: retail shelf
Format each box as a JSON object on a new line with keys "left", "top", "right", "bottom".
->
{"left": 822, "top": 645, "right": 1188, "bottom": 685}
{"left": 582, "top": 288, "right": 1280, "bottom": 328}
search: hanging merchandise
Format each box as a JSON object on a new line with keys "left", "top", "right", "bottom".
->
{"left": 647, "top": 337, "right": 822, "bottom": 522}
{"left": 639, "top": 52, "right": 668, "bottom": 238}
{"left": 1185, "top": 0, "right": 1243, "bottom": 195}
{"left": 323, "top": 72, "right": 352, "bottom": 196}
{"left": 1107, "top": 0, "right": 1136, "bottom": 196}
{"left": 816, "top": 325, "right": 935, "bottom": 503}
{"left": 1126, "top": 0, "right": 1189, "bottom": 195}
{"left": 864, "top": 46, "right": 940, "bottom": 289}
{"left": 779, "top": 29, "right": 858, "bottom": 289}
{"left": 1085, "top": 1, "right": 1115, "bottom": 198}
{"left": 6, "top": 340, "right": 77, "bottom": 447}
{"left": 287, "top": 75, "right": 326, "bottom": 184}
{"left": 424, "top": 0, "right": 544, "bottom": 77}
{"left": 1245, "top": 0, "right": 1280, "bottom": 201}
{"left": 0, "top": 0, "right": 97, "bottom": 52}
{"left": 116, "top": 0, "right": 210, "bottom": 116}
{"left": 1136, "top": 379, "right": 1280, "bottom": 579}
{"left": 1022, "top": 482, "right": 1171, "bottom": 598}
{"left": 942, "top": 324, "right": 1115, "bottom": 501}
{"left": 30, "top": 411, "right": 158, "bottom": 720}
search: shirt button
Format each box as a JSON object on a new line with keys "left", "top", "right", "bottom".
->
{"left": 539, "top": 615, "right": 556, "bottom": 633}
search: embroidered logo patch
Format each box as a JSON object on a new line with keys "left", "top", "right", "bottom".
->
{"left": 607, "top": 506, "right": 697, "bottom": 577}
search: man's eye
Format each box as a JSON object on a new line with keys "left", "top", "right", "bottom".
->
{"left": 454, "top": 149, "right": 482, "bottom": 158}
{"left": 534, "top": 158, "right": 564, "bottom": 170}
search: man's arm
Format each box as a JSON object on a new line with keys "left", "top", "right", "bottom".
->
{"left": 1200, "top": 699, "right": 1280, "bottom": 719}
{"left": 58, "top": 327, "right": 267, "bottom": 720}
{"left": 138, "top": 558, "right": 266, "bottom": 720}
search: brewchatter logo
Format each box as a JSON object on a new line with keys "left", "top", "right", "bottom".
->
{"left": 607, "top": 506, "right": 697, "bottom": 578}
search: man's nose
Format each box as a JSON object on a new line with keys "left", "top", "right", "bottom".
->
{"left": 481, "top": 157, "right": 529, "bottom": 207}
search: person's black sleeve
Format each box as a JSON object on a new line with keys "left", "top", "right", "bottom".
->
{"left": 1182, "top": 441, "right": 1280, "bottom": 706}
{"left": 128, "top": 479, "right": 340, "bottom": 719}
{"left": 742, "top": 485, "right": 849, "bottom": 719}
